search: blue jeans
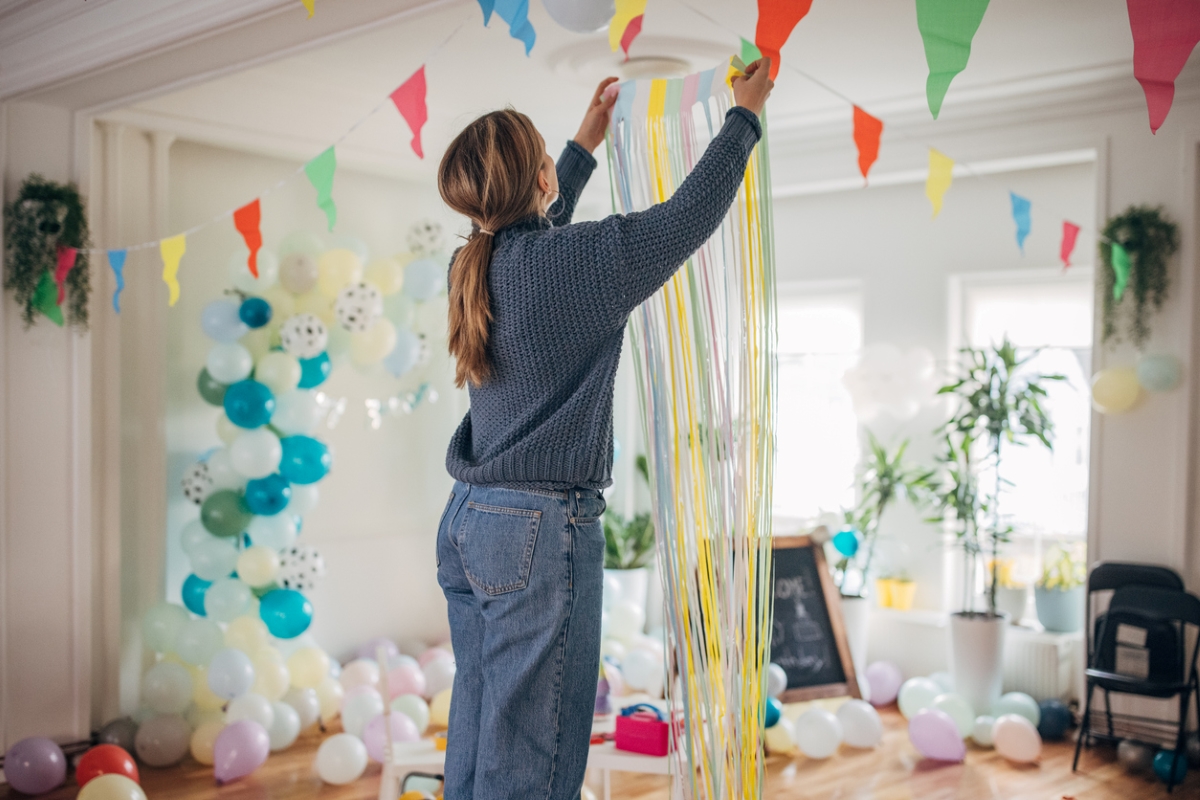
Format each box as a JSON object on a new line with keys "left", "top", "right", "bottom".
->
{"left": 437, "top": 481, "right": 606, "bottom": 800}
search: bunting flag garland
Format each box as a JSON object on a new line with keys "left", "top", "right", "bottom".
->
{"left": 1009, "top": 192, "right": 1031, "bottom": 253}
{"left": 109, "top": 249, "right": 127, "bottom": 313}
{"left": 926, "top": 148, "right": 954, "bottom": 218}
{"left": 1110, "top": 241, "right": 1131, "bottom": 301}
{"left": 1126, "top": 0, "right": 1200, "bottom": 133}
{"left": 1060, "top": 221, "right": 1080, "bottom": 268}
{"left": 479, "top": 0, "right": 537, "bottom": 55}
{"left": 739, "top": 37, "right": 762, "bottom": 65}
{"left": 305, "top": 147, "right": 339, "bottom": 232}
{"left": 610, "top": 0, "right": 648, "bottom": 55}
{"left": 916, "top": 0, "right": 991, "bottom": 119}
{"left": 33, "top": 270, "right": 64, "bottom": 326}
{"left": 852, "top": 106, "right": 883, "bottom": 183}
{"left": 391, "top": 67, "right": 429, "bottom": 159}
{"left": 54, "top": 245, "right": 78, "bottom": 305}
{"left": 301, "top": 0, "right": 315, "bottom": 18}
{"left": 160, "top": 234, "right": 187, "bottom": 307}
{"left": 754, "top": 0, "right": 814, "bottom": 79}
{"left": 233, "top": 199, "right": 263, "bottom": 277}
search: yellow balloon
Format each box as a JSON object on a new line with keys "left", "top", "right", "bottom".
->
{"left": 315, "top": 675, "right": 344, "bottom": 722}
{"left": 1092, "top": 367, "right": 1141, "bottom": 413}
{"left": 78, "top": 774, "right": 147, "bottom": 800}
{"left": 295, "top": 290, "right": 336, "bottom": 325}
{"left": 236, "top": 545, "right": 281, "bottom": 588}
{"left": 253, "top": 648, "right": 291, "bottom": 701}
{"left": 241, "top": 326, "right": 272, "bottom": 363}
{"left": 364, "top": 258, "right": 405, "bottom": 296}
{"left": 189, "top": 720, "right": 224, "bottom": 766}
{"left": 764, "top": 720, "right": 797, "bottom": 755}
{"left": 185, "top": 705, "right": 225, "bottom": 730}
{"left": 430, "top": 687, "right": 452, "bottom": 728}
{"left": 216, "top": 413, "right": 240, "bottom": 445}
{"left": 192, "top": 666, "right": 226, "bottom": 711}
{"left": 317, "top": 249, "right": 363, "bottom": 298}
{"left": 225, "top": 615, "right": 270, "bottom": 654}
{"left": 350, "top": 318, "right": 397, "bottom": 366}
{"left": 288, "top": 646, "right": 332, "bottom": 689}
{"left": 254, "top": 351, "right": 302, "bottom": 396}
{"left": 261, "top": 285, "right": 297, "bottom": 322}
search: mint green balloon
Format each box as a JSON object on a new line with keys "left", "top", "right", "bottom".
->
{"left": 205, "top": 578, "right": 253, "bottom": 622}
{"left": 992, "top": 692, "right": 1040, "bottom": 726}
{"left": 142, "top": 602, "right": 189, "bottom": 653}
{"left": 174, "top": 618, "right": 224, "bottom": 666}
{"left": 201, "top": 490, "right": 251, "bottom": 538}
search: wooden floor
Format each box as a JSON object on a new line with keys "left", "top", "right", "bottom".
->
{"left": 5, "top": 709, "right": 1195, "bottom": 800}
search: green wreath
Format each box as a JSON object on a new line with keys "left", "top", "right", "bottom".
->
{"left": 3, "top": 174, "right": 91, "bottom": 328}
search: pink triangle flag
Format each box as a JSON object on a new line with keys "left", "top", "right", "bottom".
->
{"left": 1060, "top": 221, "right": 1081, "bottom": 268}
{"left": 1127, "top": 0, "right": 1200, "bottom": 133}
{"left": 391, "top": 66, "right": 428, "bottom": 159}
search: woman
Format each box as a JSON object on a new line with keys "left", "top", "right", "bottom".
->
{"left": 434, "top": 60, "right": 773, "bottom": 800}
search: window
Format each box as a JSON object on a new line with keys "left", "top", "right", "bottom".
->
{"left": 774, "top": 284, "right": 863, "bottom": 526}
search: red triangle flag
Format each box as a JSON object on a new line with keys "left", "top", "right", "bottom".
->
{"left": 754, "top": 0, "right": 815, "bottom": 80}
{"left": 391, "top": 66, "right": 428, "bottom": 159}
{"left": 852, "top": 106, "right": 883, "bottom": 183}
{"left": 54, "top": 245, "right": 78, "bottom": 305}
{"left": 233, "top": 199, "right": 263, "bottom": 277}
{"left": 1127, "top": 0, "right": 1200, "bottom": 133}
{"left": 1060, "top": 221, "right": 1081, "bottom": 269}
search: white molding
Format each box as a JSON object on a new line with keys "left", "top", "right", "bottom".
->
{"left": 1086, "top": 137, "right": 1111, "bottom": 571}
{"left": 0, "top": 98, "right": 9, "bottom": 751}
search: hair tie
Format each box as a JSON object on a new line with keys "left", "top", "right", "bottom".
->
{"left": 477, "top": 228, "right": 494, "bottom": 237}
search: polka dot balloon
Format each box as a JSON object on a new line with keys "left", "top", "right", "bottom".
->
{"left": 334, "top": 283, "right": 384, "bottom": 333}
{"left": 405, "top": 219, "right": 444, "bottom": 256}
{"left": 278, "top": 545, "right": 327, "bottom": 593}
{"left": 182, "top": 461, "right": 215, "bottom": 505}
{"left": 279, "top": 314, "right": 329, "bottom": 360}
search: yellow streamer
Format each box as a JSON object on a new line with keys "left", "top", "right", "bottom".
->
{"left": 926, "top": 147, "right": 955, "bottom": 219}
{"left": 609, "top": 0, "right": 648, "bottom": 51}
{"left": 160, "top": 234, "right": 186, "bottom": 307}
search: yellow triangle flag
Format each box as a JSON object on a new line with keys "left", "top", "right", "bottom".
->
{"left": 160, "top": 234, "right": 186, "bottom": 307}
{"left": 926, "top": 148, "right": 954, "bottom": 219}
{"left": 301, "top": 0, "right": 315, "bottom": 18}
{"left": 609, "top": 0, "right": 648, "bottom": 52}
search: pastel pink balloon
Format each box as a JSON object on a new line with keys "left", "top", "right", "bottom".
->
{"left": 865, "top": 661, "right": 904, "bottom": 707}
{"left": 387, "top": 663, "right": 427, "bottom": 699}
{"left": 362, "top": 712, "right": 419, "bottom": 762}
{"left": 993, "top": 714, "right": 1042, "bottom": 763}
{"left": 339, "top": 659, "right": 381, "bottom": 693}
{"left": 908, "top": 708, "right": 966, "bottom": 763}
{"left": 355, "top": 637, "right": 399, "bottom": 662}
{"left": 418, "top": 647, "right": 453, "bottom": 668}
{"left": 212, "top": 720, "right": 269, "bottom": 784}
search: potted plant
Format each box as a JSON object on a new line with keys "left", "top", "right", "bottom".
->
{"left": 602, "top": 455, "right": 656, "bottom": 621}
{"left": 990, "top": 558, "right": 1029, "bottom": 624}
{"left": 1035, "top": 547, "right": 1085, "bottom": 633}
{"left": 927, "top": 338, "right": 1063, "bottom": 715}
{"left": 876, "top": 571, "right": 917, "bottom": 611}
{"left": 1099, "top": 205, "right": 1179, "bottom": 346}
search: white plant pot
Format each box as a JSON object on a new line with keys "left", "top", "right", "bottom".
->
{"left": 604, "top": 567, "right": 650, "bottom": 624}
{"left": 840, "top": 595, "right": 872, "bottom": 703}
{"left": 995, "top": 585, "right": 1029, "bottom": 625}
{"left": 949, "top": 611, "right": 1009, "bottom": 716}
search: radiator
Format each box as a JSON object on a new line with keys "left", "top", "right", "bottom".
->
{"left": 1003, "top": 627, "right": 1084, "bottom": 703}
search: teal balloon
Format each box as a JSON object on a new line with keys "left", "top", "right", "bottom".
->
{"left": 181, "top": 574, "right": 211, "bottom": 616}
{"left": 403, "top": 258, "right": 444, "bottom": 301}
{"left": 1154, "top": 750, "right": 1187, "bottom": 784}
{"left": 239, "top": 297, "right": 272, "bottom": 329}
{"left": 1137, "top": 354, "right": 1182, "bottom": 393}
{"left": 279, "top": 436, "right": 331, "bottom": 485}
{"left": 297, "top": 352, "right": 331, "bottom": 389}
{"left": 224, "top": 380, "right": 276, "bottom": 429}
{"left": 244, "top": 473, "right": 291, "bottom": 516}
{"left": 198, "top": 368, "right": 228, "bottom": 406}
{"left": 383, "top": 328, "right": 422, "bottom": 377}
{"left": 765, "top": 697, "right": 782, "bottom": 728}
{"left": 259, "top": 588, "right": 313, "bottom": 639}
{"left": 832, "top": 529, "right": 859, "bottom": 557}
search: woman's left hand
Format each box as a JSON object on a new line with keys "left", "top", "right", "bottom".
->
{"left": 573, "top": 77, "right": 620, "bottom": 153}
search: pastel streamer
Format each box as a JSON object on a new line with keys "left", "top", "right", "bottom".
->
{"left": 233, "top": 199, "right": 262, "bottom": 277}
{"left": 391, "top": 66, "right": 429, "bottom": 159}
{"left": 480, "top": 0, "right": 536, "bottom": 55}
{"left": 852, "top": 106, "right": 883, "bottom": 183}
{"left": 301, "top": 0, "right": 314, "bottom": 17}
{"left": 1126, "top": 0, "right": 1200, "bottom": 133}
{"left": 1009, "top": 192, "right": 1031, "bottom": 252}
{"left": 610, "top": 0, "right": 648, "bottom": 55}
{"left": 755, "top": 0, "right": 814, "bottom": 79}
{"left": 926, "top": 148, "right": 954, "bottom": 218}
{"left": 607, "top": 57, "right": 776, "bottom": 800}
{"left": 305, "top": 146, "right": 338, "bottom": 232}
{"left": 1060, "top": 221, "right": 1081, "bottom": 268}
{"left": 1111, "top": 242, "right": 1131, "bottom": 301}
{"left": 54, "top": 245, "right": 78, "bottom": 305}
{"left": 916, "top": 0, "right": 991, "bottom": 118}
{"left": 160, "top": 234, "right": 186, "bottom": 307}
{"left": 109, "top": 249, "right": 127, "bottom": 313}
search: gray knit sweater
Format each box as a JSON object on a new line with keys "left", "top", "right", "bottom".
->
{"left": 446, "top": 106, "right": 763, "bottom": 490}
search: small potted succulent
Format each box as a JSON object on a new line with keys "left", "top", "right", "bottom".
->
{"left": 1035, "top": 548, "right": 1085, "bottom": 633}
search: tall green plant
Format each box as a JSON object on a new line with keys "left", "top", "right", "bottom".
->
{"left": 927, "top": 338, "right": 1064, "bottom": 616}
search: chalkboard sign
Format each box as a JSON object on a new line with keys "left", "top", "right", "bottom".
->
{"left": 770, "top": 535, "right": 861, "bottom": 702}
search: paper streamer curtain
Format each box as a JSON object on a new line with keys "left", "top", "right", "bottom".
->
{"left": 1009, "top": 192, "right": 1031, "bottom": 253}
{"left": 610, "top": 0, "right": 648, "bottom": 57}
{"left": 1126, "top": 0, "right": 1200, "bottom": 133}
{"left": 607, "top": 60, "right": 776, "bottom": 800}
{"left": 754, "top": 0, "right": 814, "bottom": 80}
{"left": 925, "top": 149, "right": 954, "bottom": 218}
{"left": 916, "top": 0, "right": 991, "bottom": 119}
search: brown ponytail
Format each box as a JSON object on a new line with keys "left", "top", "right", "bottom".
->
{"left": 438, "top": 109, "right": 546, "bottom": 388}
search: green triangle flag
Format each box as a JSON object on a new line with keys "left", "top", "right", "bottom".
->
{"left": 305, "top": 146, "right": 338, "bottom": 231}
{"left": 33, "top": 269, "right": 64, "bottom": 326}
{"left": 740, "top": 37, "right": 763, "bottom": 65}
{"left": 916, "top": 0, "right": 990, "bottom": 119}
{"left": 1111, "top": 242, "right": 1131, "bottom": 301}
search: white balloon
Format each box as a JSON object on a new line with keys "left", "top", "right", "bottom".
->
{"left": 793, "top": 708, "right": 843, "bottom": 759}
{"left": 602, "top": 573, "right": 622, "bottom": 610}
{"left": 342, "top": 688, "right": 385, "bottom": 738}
{"left": 971, "top": 715, "right": 996, "bottom": 747}
{"left": 205, "top": 448, "right": 246, "bottom": 490}
{"left": 230, "top": 429, "right": 282, "bottom": 479}
{"left": 390, "top": 694, "right": 430, "bottom": 735}
{"left": 272, "top": 391, "right": 323, "bottom": 436}
{"left": 229, "top": 248, "right": 280, "bottom": 293}
{"left": 767, "top": 663, "right": 788, "bottom": 699}
{"left": 283, "top": 687, "right": 321, "bottom": 730}
{"left": 621, "top": 649, "right": 662, "bottom": 696}
{"left": 206, "top": 343, "right": 254, "bottom": 384}
{"left": 181, "top": 519, "right": 217, "bottom": 554}
{"left": 141, "top": 662, "right": 194, "bottom": 715}
{"left": 422, "top": 658, "right": 456, "bottom": 698}
{"left": 279, "top": 314, "right": 329, "bottom": 360}
{"left": 842, "top": 343, "right": 937, "bottom": 422}
{"left": 334, "top": 282, "right": 384, "bottom": 333}
{"left": 226, "top": 692, "right": 275, "bottom": 729}
{"left": 932, "top": 693, "right": 975, "bottom": 738}
{"left": 542, "top": 0, "right": 615, "bottom": 32}
{"left": 898, "top": 677, "right": 941, "bottom": 719}
{"left": 340, "top": 659, "right": 382, "bottom": 693}
{"left": 608, "top": 601, "right": 645, "bottom": 641}
{"left": 600, "top": 639, "right": 627, "bottom": 663}
{"left": 247, "top": 514, "right": 298, "bottom": 551}
{"left": 267, "top": 701, "right": 302, "bottom": 751}
{"left": 288, "top": 484, "right": 320, "bottom": 515}
{"left": 836, "top": 699, "right": 883, "bottom": 749}
{"left": 929, "top": 671, "right": 954, "bottom": 693}
{"left": 316, "top": 733, "right": 368, "bottom": 785}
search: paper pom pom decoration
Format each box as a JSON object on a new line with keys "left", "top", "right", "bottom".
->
{"left": 279, "top": 314, "right": 329, "bottom": 359}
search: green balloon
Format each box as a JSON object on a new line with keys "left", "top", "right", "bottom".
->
{"left": 200, "top": 490, "right": 251, "bottom": 538}
{"left": 198, "top": 368, "right": 228, "bottom": 406}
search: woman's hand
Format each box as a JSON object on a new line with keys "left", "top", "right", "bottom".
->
{"left": 573, "top": 76, "right": 620, "bottom": 153}
{"left": 732, "top": 58, "right": 773, "bottom": 116}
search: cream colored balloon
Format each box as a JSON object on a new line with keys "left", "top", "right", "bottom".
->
{"left": 192, "top": 666, "right": 226, "bottom": 711}
{"left": 430, "top": 687, "right": 452, "bottom": 728}
{"left": 288, "top": 647, "right": 332, "bottom": 689}
{"left": 225, "top": 615, "right": 270, "bottom": 654}
{"left": 1091, "top": 367, "right": 1141, "bottom": 414}
{"left": 236, "top": 545, "right": 281, "bottom": 588}
{"left": 350, "top": 318, "right": 397, "bottom": 366}
{"left": 317, "top": 249, "right": 363, "bottom": 298}
{"left": 189, "top": 720, "right": 224, "bottom": 766}
{"left": 764, "top": 717, "right": 797, "bottom": 755}
{"left": 241, "top": 326, "right": 272, "bottom": 363}
{"left": 78, "top": 774, "right": 147, "bottom": 800}
{"left": 254, "top": 351, "right": 302, "bottom": 396}
{"left": 315, "top": 675, "right": 344, "bottom": 722}
{"left": 253, "top": 648, "right": 292, "bottom": 701}
{"left": 216, "top": 413, "right": 240, "bottom": 445}
{"left": 364, "top": 258, "right": 406, "bottom": 296}
{"left": 295, "top": 291, "right": 335, "bottom": 325}
{"left": 261, "top": 285, "right": 297, "bottom": 322}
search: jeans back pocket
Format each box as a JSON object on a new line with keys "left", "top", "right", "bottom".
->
{"left": 459, "top": 501, "right": 542, "bottom": 595}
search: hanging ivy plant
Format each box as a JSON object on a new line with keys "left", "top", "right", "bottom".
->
{"left": 3, "top": 174, "right": 91, "bottom": 328}
{"left": 1099, "top": 205, "right": 1177, "bottom": 347}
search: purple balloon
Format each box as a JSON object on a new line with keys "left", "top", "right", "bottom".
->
{"left": 4, "top": 737, "right": 67, "bottom": 794}
{"left": 865, "top": 661, "right": 904, "bottom": 707}
{"left": 213, "top": 720, "right": 270, "bottom": 785}
{"left": 362, "top": 712, "right": 420, "bottom": 763}
{"left": 908, "top": 708, "right": 966, "bottom": 762}
{"left": 355, "top": 636, "right": 400, "bottom": 662}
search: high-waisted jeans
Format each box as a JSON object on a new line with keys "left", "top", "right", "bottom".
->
{"left": 436, "top": 481, "right": 606, "bottom": 800}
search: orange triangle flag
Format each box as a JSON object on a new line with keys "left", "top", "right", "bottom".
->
{"left": 233, "top": 199, "right": 262, "bottom": 278}
{"left": 852, "top": 106, "right": 883, "bottom": 183}
{"left": 754, "top": 0, "right": 815, "bottom": 79}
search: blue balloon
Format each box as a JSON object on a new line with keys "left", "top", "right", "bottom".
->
{"left": 298, "top": 352, "right": 332, "bottom": 389}
{"left": 764, "top": 697, "right": 783, "bottom": 729}
{"left": 383, "top": 328, "right": 422, "bottom": 378}
{"left": 259, "top": 588, "right": 313, "bottom": 639}
{"left": 244, "top": 474, "right": 292, "bottom": 516}
{"left": 403, "top": 258, "right": 444, "bottom": 301}
{"left": 1154, "top": 750, "right": 1188, "bottom": 784}
{"left": 1036, "top": 699, "right": 1071, "bottom": 741}
{"left": 239, "top": 297, "right": 272, "bottom": 329}
{"left": 223, "top": 380, "right": 276, "bottom": 429}
{"left": 182, "top": 574, "right": 212, "bottom": 616}
{"left": 279, "top": 436, "right": 331, "bottom": 484}
{"left": 201, "top": 300, "right": 249, "bottom": 342}
{"left": 832, "top": 529, "right": 860, "bottom": 557}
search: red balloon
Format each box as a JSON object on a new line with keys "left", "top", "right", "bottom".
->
{"left": 76, "top": 744, "right": 139, "bottom": 787}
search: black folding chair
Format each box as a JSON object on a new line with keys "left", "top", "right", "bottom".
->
{"left": 1073, "top": 582, "right": 1200, "bottom": 792}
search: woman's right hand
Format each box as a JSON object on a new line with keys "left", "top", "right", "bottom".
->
{"left": 732, "top": 58, "right": 774, "bottom": 116}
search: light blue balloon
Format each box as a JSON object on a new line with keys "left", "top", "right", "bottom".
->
{"left": 383, "top": 293, "right": 416, "bottom": 329}
{"left": 201, "top": 300, "right": 250, "bottom": 343}
{"left": 207, "top": 647, "right": 256, "bottom": 700}
{"left": 403, "top": 258, "right": 444, "bottom": 301}
{"left": 247, "top": 514, "right": 298, "bottom": 551}
{"left": 189, "top": 536, "right": 239, "bottom": 582}
{"left": 1136, "top": 353, "right": 1182, "bottom": 393}
{"left": 383, "top": 328, "right": 422, "bottom": 378}
{"left": 204, "top": 577, "right": 253, "bottom": 622}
